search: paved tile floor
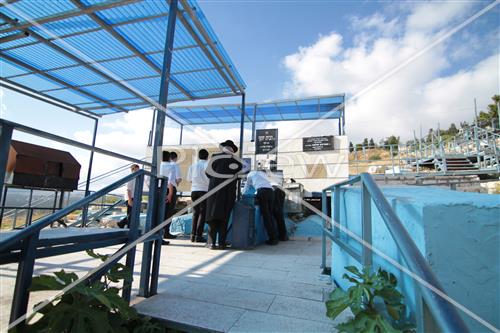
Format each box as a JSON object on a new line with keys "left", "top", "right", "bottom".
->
{"left": 1, "top": 237, "right": 350, "bottom": 332}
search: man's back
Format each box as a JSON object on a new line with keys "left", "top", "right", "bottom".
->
{"left": 188, "top": 160, "right": 209, "bottom": 192}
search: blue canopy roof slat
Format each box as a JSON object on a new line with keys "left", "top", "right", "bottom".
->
{"left": 0, "top": 0, "right": 246, "bottom": 118}
{"left": 168, "top": 94, "right": 345, "bottom": 126}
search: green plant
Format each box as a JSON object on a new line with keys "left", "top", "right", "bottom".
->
{"left": 369, "top": 154, "right": 382, "bottom": 161}
{"left": 325, "top": 266, "right": 415, "bottom": 333}
{"left": 19, "top": 250, "right": 163, "bottom": 333}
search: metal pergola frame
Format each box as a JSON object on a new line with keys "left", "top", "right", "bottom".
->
{"left": 0, "top": 1, "right": 247, "bottom": 321}
{"left": 169, "top": 93, "right": 346, "bottom": 147}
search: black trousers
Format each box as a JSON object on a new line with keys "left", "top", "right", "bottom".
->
{"left": 256, "top": 187, "right": 278, "bottom": 241}
{"left": 191, "top": 191, "right": 207, "bottom": 238}
{"left": 163, "top": 186, "right": 177, "bottom": 238}
{"left": 208, "top": 219, "right": 228, "bottom": 247}
{"left": 272, "top": 186, "right": 288, "bottom": 240}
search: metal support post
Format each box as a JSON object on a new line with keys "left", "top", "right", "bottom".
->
{"left": 361, "top": 182, "right": 372, "bottom": 267}
{"left": 82, "top": 118, "right": 98, "bottom": 227}
{"left": 239, "top": 93, "right": 246, "bottom": 158}
{"left": 0, "top": 186, "right": 8, "bottom": 227}
{"left": 179, "top": 124, "right": 183, "bottom": 145}
{"left": 251, "top": 104, "right": 257, "bottom": 142}
{"left": 237, "top": 93, "right": 246, "bottom": 198}
{"left": 390, "top": 145, "right": 395, "bottom": 176}
{"left": 150, "top": 178, "right": 168, "bottom": 295}
{"left": 0, "top": 123, "right": 13, "bottom": 206}
{"left": 123, "top": 173, "right": 144, "bottom": 302}
{"left": 321, "top": 190, "right": 327, "bottom": 270}
{"left": 139, "top": 0, "right": 178, "bottom": 297}
{"left": 474, "top": 127, "right": 481, "bottom": 168}
{"left": 25, "top": 189, "right": 33, "bottom": 227}
{"left": 333, "top": 187, "right": 340, "bottom": 238}
{"left": 10, "top": 232, "right": 39, "bottom": 327}
{"left": 139, "top": 177, "right": 158, "bottom": 297}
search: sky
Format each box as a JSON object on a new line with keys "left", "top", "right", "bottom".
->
{"left": 1, "top": 0, "right": 499, "bottom": 188}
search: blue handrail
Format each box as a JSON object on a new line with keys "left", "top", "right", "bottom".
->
{"left": 322, "top": 173, "right": 469, "bottom": 333}
{"left": 0, "top": 170, "right": 146, "bottom": 252}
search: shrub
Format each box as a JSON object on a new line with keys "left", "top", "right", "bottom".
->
{"left": 325, "top": 266, "right": 415, "bottom": 333}
{"left": 19, "top": 250, "right": 163, "bottom": 333}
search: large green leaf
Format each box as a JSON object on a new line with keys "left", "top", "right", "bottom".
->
{"left": 30, "top": 274, "right": 66, "bottom": 291}
{"left": 86, "top": 249, "right": 110, "bottom": 262}
{"left": 108, "top": 263, "right": 132, "bottom": 283}
{"left": 326, "top": 288, "right": 350, "bottom": 320}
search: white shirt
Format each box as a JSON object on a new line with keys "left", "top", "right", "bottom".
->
{"left": 187, "top": 160, "right": 209, "bottom": 192}
{"left": 170, "top": 161, "right": 182, "bottom": 187}
{"left": 126, "top": 179, "right": 135, "bottom": 200}
{"left": 161, "top": 161, "right": 181, "bottom": 187}
{"left": 243, "top": 170, "right": 273, "bottom": 193}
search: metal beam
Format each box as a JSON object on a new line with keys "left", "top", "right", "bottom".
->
{"left": 0, "top": 119, "right": 151, "bottom": 166}
{"left": 239, "top": 93, "right": 245, "bottom": 158}
{"left": 251, "top": 104, "right": 257, "bottom": 142}
{"left": 0, "top": 0, "right": 141, "bottom": 34}
{"left": 0, "top": 52, "right": 126, "bottom": 113}
{"left": 140, "top": 0, "right": 179, "bottom": 298}
{"left": 0, "top": 78, "right": 98, "bottom": 119}
{"left": 81, "top": 117, "right": 99, "bottom": 226}
{"left": 70, "top": 0, "right": 194, "bottom": 100}
{"left": 173, "top": 1, "right": 238, "bottom": 94}
{"left": 0, "top": 30, "right": 29, "bottom": 43}
{"left": 0, "top": 13, "right": 162, "bottom": 113}
{"left": 0, "top": 123, "right": 13, "bottom": 206}
{"left": 180, "top": 0, "right": 245, "bottom": 94}
{"left": 179, "top": 124, "right": 183, "bottom": 145}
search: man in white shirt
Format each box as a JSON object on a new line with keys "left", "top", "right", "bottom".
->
{"left": 164, "top": 151, "right": 182, "bottom": 240}
{"left": 118, "top": 164, "right": 140, "bottom": 228}
{"left": 187, "top": 149, "right": 209, "bottom": 242}
{"left": 243, "top": 168, "right": 279, "bottom": 245}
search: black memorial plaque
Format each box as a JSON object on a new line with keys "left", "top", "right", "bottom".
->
{"left": 302, "top": 135, "right": 334, "bottom": 152}
{"left": 256, "top": 129, "right": 278, "bottom": 154}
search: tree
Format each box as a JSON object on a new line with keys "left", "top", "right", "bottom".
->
{"left": 349, "top": 141, "right": 354, "bottom": 153}
{"left": 369, "top": 138, "right": 376, "bottom": 148}
{"left": 362, "top": 138, "right": 369, "bottom": 148}
{"left": 475, "top": 95, "right": 499, "bottom": 128}
{"left": 384, "top": 135, "right": 399, "bottom": 146}
{"left": 448, "top": 123, "right": 458, "bottom": 135}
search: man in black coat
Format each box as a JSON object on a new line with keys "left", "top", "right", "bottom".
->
{"left": 205, "top": 140, "right": 242, "bottom": 250}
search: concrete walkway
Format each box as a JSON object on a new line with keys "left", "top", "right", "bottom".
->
{"left": 134, "top": 238, "right": 348, "bottom": 332}
{"left": 1, "top": 237, "right": 349, "bottom": 332}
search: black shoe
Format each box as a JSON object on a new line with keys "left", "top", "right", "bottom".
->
{"left": 265, "top": 239, "right": 279, "bottom": 246}
{"left": 210, "top": 244, "right": 217, "bottom": 250}
{"left": 117, "top": 220, "right": 126, "bottom": 229}
{"left": 279, "top": 236, "right": 289, "bottom": 242}
{"left": 161, "top": 240, "right": 170, "bottom": 245}
{"left": 190, "top": 235, "right": 196, "bottom": 242}
{"left": 218, "top": 244, "right": 227, "bottom": 250}
{"left": 165, "top": 233, "right": 177, "bottom": 239}
{"left": 195, "top": 236, "right": 207, "bottom": 243}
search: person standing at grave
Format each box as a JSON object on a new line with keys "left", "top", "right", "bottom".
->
{"left": 243, "top": 168, "right": 279, "bottom": 245}
{"left": 187, "top": 149, "right": 210, "bottom": 242}
{"left": 205, "top": 140, "right": 242, "bottom": 250}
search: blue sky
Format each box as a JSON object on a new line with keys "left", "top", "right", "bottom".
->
{"left": 1, "top": 0, "right": 499, "bottom": 185}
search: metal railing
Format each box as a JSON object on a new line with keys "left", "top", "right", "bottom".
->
{"left": 0, "top": 169, "right": 148, "bottom": 326}
{"left": 321, "top": 173, "right": 469, "bottom": 332}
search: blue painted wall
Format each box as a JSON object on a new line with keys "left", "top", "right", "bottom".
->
{"left": 331, "top": 186, "right": 499, "bottom": 332}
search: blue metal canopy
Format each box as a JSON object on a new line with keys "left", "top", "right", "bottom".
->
{"left": 168, "top": 94, "right": 345, "bottom": 125}
{"left": 0, "top": 0, "right": 246, "bottom": 117}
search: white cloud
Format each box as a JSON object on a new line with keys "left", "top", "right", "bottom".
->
{"left": 282, "top": 1, "right": 499, "bottom": 142}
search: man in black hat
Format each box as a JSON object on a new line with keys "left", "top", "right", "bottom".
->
{"left": 205, "top": 140, "right": 242, "bottom": 250}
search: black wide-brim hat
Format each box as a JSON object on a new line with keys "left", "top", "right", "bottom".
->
{"left": 220, "top": 139, "right": 238, "bottom": 153}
